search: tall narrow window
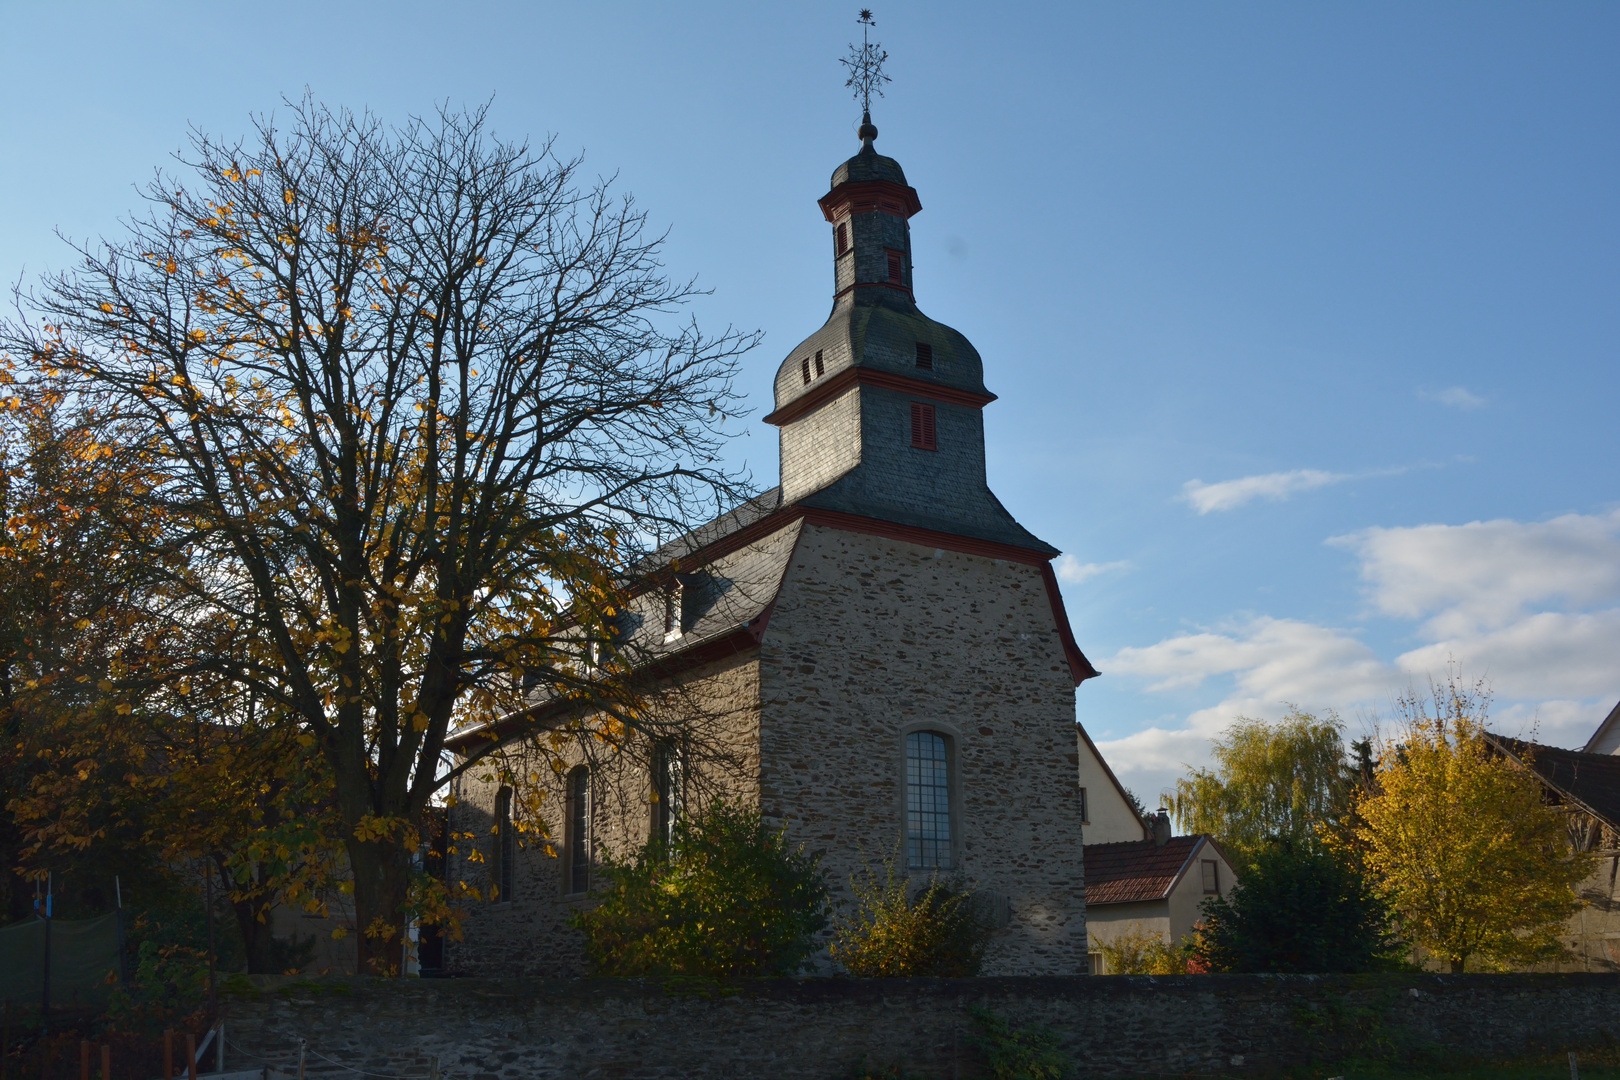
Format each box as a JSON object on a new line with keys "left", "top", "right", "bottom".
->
{"left": 493, "top": 786, "right": 515, "bottom": 902}
{"left": 814, "top": 350, "right": 825, "bottom": 377}
{"left": 914, "top": 342, "right": 934, "bottom": 370}
{"left": 909, "top": 402, "right": 937, "bottom": 451}
{"left": 800, "top": 357, "right": 812, "bottom": 385}
{"left": 835, "top": 222, "right": 849, "bottom": 255}
{"left": 654, "top": 744, "right": 684, "bottom": 849}
{"left": 567, "top": 767, "right": 591, "bottom": 894}
{"left": 906, "top": 732, "right": 952, "bottom": 870}
{"left": 1201, "top": 859, "right": 1219, "bottom": 895}
{"left": 886, "top": 250, "right": 904, "bottom": 284}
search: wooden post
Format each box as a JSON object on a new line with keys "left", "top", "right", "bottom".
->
{"left": 80, "top": 1039, "right": 90, "bottom": 1080}
{"left": 186, "top": 1033, "right": 197, "bottom": 1080}
{"left": 164, "top": 1030, "right": 174, "bottom": 1080}
{"left": 100, "top": 1045, "right": 110, "bottom": 1080}
{"left": 1571, "top": 1051, "right": 1581, "bottom": 1080}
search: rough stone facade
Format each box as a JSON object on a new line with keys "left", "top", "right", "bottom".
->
{"left": 759, "top": 524, "right": 1086, "bottom": 974}
{"left": 222, "top": 973, "right": 1620, "bottom": 1080}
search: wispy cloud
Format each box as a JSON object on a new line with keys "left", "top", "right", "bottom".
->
{"left": 1181, "top": 469, "right": 1348, "bottom": 514}
{"left": 1419, "top": 386, "right": 1486, "bottom": 411}
{"left": 1055, "top": 556, "right": 1130, "bottom": 585}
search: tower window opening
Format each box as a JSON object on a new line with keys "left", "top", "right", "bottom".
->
{"left": 801, "top": 357, "right": 812, "bottom": 385}
{"left": 909, "top": 402, "right": 937, "bottom": 451}
{"left": 493, "top": 786, "right": 515, "bottom": 902}
{"left": 654, "top": 743, "right": 684, "bottom": 850}
{"left": 835, "top": 222, "right": 849, "bottom": 256}
{"left": 915, "top": 342, "right": 933, "bottom": 371}
{"left": 814, "top": 350, "right": 825, "bottom": 377}
{"left": 886, "top": 250, "right": 903, "bottom": 285}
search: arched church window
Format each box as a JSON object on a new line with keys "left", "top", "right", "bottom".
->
{"left": 493, "top": 786, "right": 516, "bottom": 902}
{"left": 654, "top": 743, "right": 684, "bottom": 850}
{"left": 567, "top": 766, "right": 591, "bottom": 894}
{"left": 906, "top": 731, "right": 953, "bottom": 870}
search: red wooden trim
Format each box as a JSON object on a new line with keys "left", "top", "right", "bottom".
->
{"left": 832, "top": 281, "right": 914, "bottom": 302}
{"left": 1041, "top": 562, "right": 1101, "bottom": 685}
{"left": 763, "top": 367, "right": 996, "bottom": 427}
{"left": 818, "top": 179, "right": 922, "bottom": 222}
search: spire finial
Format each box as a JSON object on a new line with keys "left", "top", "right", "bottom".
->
{"left": 842, "top": 10, "right": 890, "bottom": 143}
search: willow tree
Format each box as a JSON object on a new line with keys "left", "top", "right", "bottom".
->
{"left": 1164, "top": 710, "right": 1352, "bottom": 866}
{"left": 3, "top": 98, "right": 754, "bottom": 972}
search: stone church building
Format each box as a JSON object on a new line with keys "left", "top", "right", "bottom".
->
{"left": 445, "top": 119, "right": 1131, "bottom": 977}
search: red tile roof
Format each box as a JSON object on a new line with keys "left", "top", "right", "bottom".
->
{"left": 1083, "top": 835, "right": 1208, "bottom": 905}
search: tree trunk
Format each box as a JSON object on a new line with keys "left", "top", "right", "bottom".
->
{"left": 1449, "top": 956, "right": 1466, "bottom": 973}
{"left": 347, "top": 837, "right": 411, "bottom": 976}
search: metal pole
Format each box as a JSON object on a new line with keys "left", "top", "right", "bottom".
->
{"left": 114, "top": 876, "right": 128, "bottom": 985}
{"left": 297, "top": 1041, "right": 306, "bottom": 1080}
{"left": 205, "top": 863, "right": 217, "bottom": 1020}
{"left": 216, "top": 1023, "right": 224, "bottom": 1074}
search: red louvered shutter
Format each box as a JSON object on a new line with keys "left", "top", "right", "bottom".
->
{"left": 801, "top": 358, "right": 811, "bottom": 385}
{"left": 915, "top": 342, "right": 933, "bottom": 370}
{"left": 910, "top": 403, "right": 936, "bottom": 451}
{"left": 887, "top": 250, "right": 903, "bottom": 284}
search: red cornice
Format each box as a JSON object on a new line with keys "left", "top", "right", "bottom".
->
{"left": 1041, "top": 562, "right": 1102, "bottom": 685}
{"left": 762, "top": 368, "right": 996, "bottom": 427}
{"left": 818, "top": 179, "right": 922, "bottom": 222}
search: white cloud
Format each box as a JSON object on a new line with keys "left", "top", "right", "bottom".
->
{"left": 1420, "top": 386, "right": 1486, "bottom": 411}
{"left": 1097, "top": 509, "right": 1620, "bottom": 796}
{"left": 1055, "top": 556, "right": 1130, "bottom": 585}
{"left": 1181, "top": 470, "right": 1346, "bottom": 514}
{"left": 1334, "top": 510, "right": 1620, "bottom": 634}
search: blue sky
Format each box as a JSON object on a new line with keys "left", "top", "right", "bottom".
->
{"left": 3, "top": 2, "right": 1616, "bottom": 798}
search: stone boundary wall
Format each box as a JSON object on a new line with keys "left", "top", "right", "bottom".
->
{"left": 222, "top": 973, "right": 1620, "bottom": 1079}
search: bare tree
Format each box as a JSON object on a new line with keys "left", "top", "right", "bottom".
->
{"left": 4, "top": 97, "right": 756, "bottom": 972}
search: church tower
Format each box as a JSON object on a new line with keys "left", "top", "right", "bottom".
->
{"left": 764, "top": 118, "right": 1058, "bottom": 555}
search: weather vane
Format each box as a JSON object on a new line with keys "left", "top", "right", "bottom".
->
{"left": 841, "top": 9, "right": 891, "bottom": 129}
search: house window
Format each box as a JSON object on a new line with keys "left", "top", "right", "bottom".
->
{"left": 909, "top": 402, "right": 937, "bottom": 451}
{"left": 1078, "top": 786, "right": 1089, "bottom": 825}
{"left": 906, "top": 731, "right": 952, "bottom": 870}
{"left": 915, "top": 342, "right": 933, "bottom": 371}
{"left": 886, "top": 250, "right": 903, "bottom": 284}
{"left": 1088, "top": 951, "right": 1105, "bottom": 975}
{"left": 567, "top": 767, "right": 591, "bottom": 894}
{"left": 654, "top": 744, "right": 684, "bottom": 849}
{"left": 835, "top": 222, "right": 849, "bottom": 255}
{"left": 493, "top": 786, "right": 515, "bottom": 902}
{"left": 1201, "top": 859, "right": 1219, "bottom": 895}
{"left": 814, "top": 350, "right": 825, "bottom": 377}
{"left": 801, "top": 357, "right": 812, "bottom": 385}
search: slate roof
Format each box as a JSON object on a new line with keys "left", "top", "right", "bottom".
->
{"left": 830, "top": 139, "right": 908, "bottom": 187}
{"left": 1485, "top": 735, "right": 1620, "bottom": 829}
{"left": 1083, "top": 835, "right": 1213, "bottom": 906}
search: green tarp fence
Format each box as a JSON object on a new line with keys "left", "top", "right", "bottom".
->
{"left": 0, "top": 913, "right": 121, "bottom": 1008}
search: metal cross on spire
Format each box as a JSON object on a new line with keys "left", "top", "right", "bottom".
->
{"left": 841, "top": 9, "right": 891, "bottom": 128}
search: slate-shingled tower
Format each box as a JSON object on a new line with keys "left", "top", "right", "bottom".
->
{"left": 768, "top": 122, "right": 1055, "bottom": 554}
{"left": 446, "top": 121, "right": 1102, "bottom": 978}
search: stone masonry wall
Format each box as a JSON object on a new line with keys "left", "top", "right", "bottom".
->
{"left": 759, "top": 525, "right": 1086, "bottom": 975}
{"left": 222, "top": 973, "right": 1620, "bottom": 1080}
{"left": 448, "top": 651, "right": 763, "bottom": 977}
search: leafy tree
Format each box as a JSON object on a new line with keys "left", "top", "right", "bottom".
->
{"left": 1089, "top": 924, "right": 1197, "bottom": 975}
{"left": 3, "top": 98, "right": 754, "bottom": 971}
{"left": 1355, "top": 680, "right": 1590, "bottom": 972}
{"left": 572, "top": 800, "right": 829, "bottom": 976}
{"left": 1164, "top": 710, "right": 1350, "bottom": 866}
{"left": 830, "top": 853, "right": 991, "bottom": 977}
{"left": 1190, "top": 841, "right": 1404, "bottom": 973}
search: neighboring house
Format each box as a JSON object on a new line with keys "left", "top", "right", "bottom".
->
{"left": 1082, "top": 817, "right": 1238, "bottom": 972}
{"left": 1484, "top": 732, "right": 1620, "bottom": 973}
{"left": 442, "top": 116, "right": 1103, "bottom": 977}
{"left": 1584, "top": 699, "right": 1620, "bottom": 756}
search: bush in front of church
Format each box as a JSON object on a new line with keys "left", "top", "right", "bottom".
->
{"left": 830, "top": 855, "right": 993, "bottom": 976}
{"left": 570, "top": 800, "right": 830, "bottom": 976}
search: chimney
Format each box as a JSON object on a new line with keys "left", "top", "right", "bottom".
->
{"left": 1152, "top": 809, "right": 1171, "bottom": 847}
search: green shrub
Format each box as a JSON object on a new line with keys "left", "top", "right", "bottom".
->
{"left": 830, "top": 854, "right": 992, "bottom": 977}
{"left": 968, "top": 1006, "right": 1070, "bottom": 1080}
{"left": 570, "top": 800, "right": 829, "bottom": 976}
{"left": 1089, "top": 923, "right": 1199, "bottom": 974}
